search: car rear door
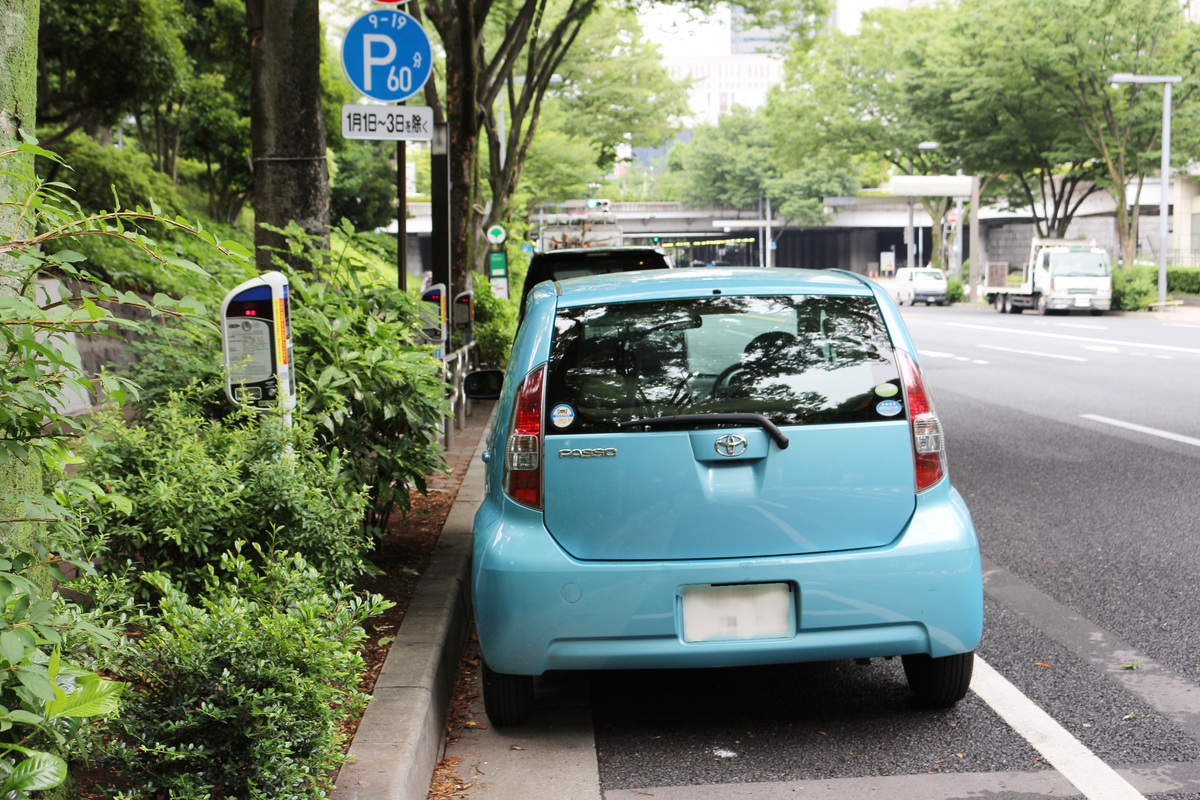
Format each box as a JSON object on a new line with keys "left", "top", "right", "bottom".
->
{"left": 540, "top": 293, "right": 917, "bottom": 562}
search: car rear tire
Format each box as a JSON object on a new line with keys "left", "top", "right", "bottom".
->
{"left": 994, "top": 294, "right": 1007, "bottom": 313}
{"left": 482, "top": 662, "right": 534, "bottom": 725}
{"left": 902, "top": 651, "right": 974, "bottom": 708}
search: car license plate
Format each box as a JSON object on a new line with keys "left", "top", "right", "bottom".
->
{"left": 1074, "top": 296, "right": 1091, "bottom": 307}
{"left": 680, "top": 582, "right": 795, "bottom": 643}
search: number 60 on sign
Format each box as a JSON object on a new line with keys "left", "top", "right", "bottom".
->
{"left": 341, "top": 10, "right": 433, "bottom": 103}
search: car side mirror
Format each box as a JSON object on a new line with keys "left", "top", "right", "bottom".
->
{"left": 464, "top": 369, "right": 504, "bottom": 399}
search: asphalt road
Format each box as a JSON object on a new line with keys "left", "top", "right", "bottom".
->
{"left": 443, "top": 303, "right": 1200, "bottom": 800}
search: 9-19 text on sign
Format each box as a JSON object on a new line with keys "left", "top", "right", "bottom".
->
{"left": 342, "top": 105, "right": 434, "bottom": 141}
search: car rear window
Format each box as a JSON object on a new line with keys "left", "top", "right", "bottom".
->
{"left": 544, "top": 295, "right": 901, "bottom": 433}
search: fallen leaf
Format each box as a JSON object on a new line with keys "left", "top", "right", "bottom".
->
{"left": 1035, "top": 662, "right": 1051, "bottom": 668}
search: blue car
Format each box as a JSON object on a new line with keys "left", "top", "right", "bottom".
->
{"left": 465, "top": 268, "right": 982, "bottom": 724}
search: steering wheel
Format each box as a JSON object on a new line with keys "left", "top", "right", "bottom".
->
{"left": 710, "top": 363, "right": 749, "bottom": 397}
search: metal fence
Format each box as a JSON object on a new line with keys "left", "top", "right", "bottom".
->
{"left": 442, "top": 341, "right": 480, "bottom": 450}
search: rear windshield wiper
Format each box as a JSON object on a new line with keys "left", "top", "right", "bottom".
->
{"left": 618, "top": 413, "right": 790, "bottom": 450}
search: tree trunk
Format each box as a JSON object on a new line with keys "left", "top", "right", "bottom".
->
{"left": 245, "top": 0, "right": 329, "bottom": 272}
{"left": 0, "top": 6, "right": 77, "bottom": 795}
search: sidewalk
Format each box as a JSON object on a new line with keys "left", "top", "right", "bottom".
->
{"left": 333, "top": 401, "right": 495, "bottom": 800}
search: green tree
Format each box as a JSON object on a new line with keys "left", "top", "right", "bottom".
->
{"left": 330, "top": 141, "right": 398, "bottom": 231}
{"left": 553, "top": 6, "right": 690, "bottom": 171}
{"left": 906, "top": 1, "right": 1105, "bottom": 240}
{"left": 939, "top": 0, "right": 1200, "bottom": 268}
{"left": 36, "top": 0, "right": 189, "bottom": 146}
{"left": 404, "top": 0, "right": 828, "bottom": 292}
{"left": 179, "top": 72, "right": 253, "bottom": 223}
{"left": 768, "top": 7, "right": 956, "bottom": 268}
{"left": 671, "top": 106, "right": 858, "bottom": 237}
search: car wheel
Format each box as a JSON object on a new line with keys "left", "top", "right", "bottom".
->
{"left": 935, "top": 300, "right": 945, "bottom": 306}
{"left": 902, "top": 651, "right": 974, "bottom": 708}
{"left": 993, "top": 294, "right": 1007, "bottom": 313}
{"left": 1090, "top": 309, "right": 1104, "bottom": 316}
{"left": 482, "top": 661, "right": 534, "bottom": 725}
{"left": 1037, "top": 295, "right": 1053, "bottom": 316}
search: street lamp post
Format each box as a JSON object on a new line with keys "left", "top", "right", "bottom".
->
{"left": 906, "top": 142, "right": 941, "bottom": 271}
{"left": 1110, "top": 73, "right": 1182, "bottom": 310}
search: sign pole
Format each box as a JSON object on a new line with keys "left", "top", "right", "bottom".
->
{"left": 397, "top": 102, "right": 407, "bottom": 291}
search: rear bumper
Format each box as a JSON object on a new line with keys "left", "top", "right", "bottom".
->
{"left": 912, "top": 291, "right": 947, "bottom": 303}
{"left": 472, "top": 482, "right": 983, "bottom": 676}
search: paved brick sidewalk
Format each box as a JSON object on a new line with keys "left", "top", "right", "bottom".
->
{"left": 427, "top": 401, "right": 495, "bottom": 494}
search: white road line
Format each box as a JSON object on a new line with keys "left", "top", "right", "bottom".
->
{"left": 972, "top": 657, "right": 1147, "bottom": 800}
{"left": 946, "top": 322, "right": 1200, "bottom": 354}
{"left": 1055, "top": 322, "right": 1109, "bottom": 330}
{"left": 976, "top": 344, "right": 1088, "bottom": 362}
{"left": 1080, "top": 414, "right": 1200, "bottom": 448}
{"left": 917, "top": 349, "right": 956, "bottom": 358}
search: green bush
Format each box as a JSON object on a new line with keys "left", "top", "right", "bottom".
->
{"left": 0, "top": 548, "right": 123, "bottom": 800}
{"left": 47, "top": 132, "right": 189, "bottom": 219}
{"left": 470, "top": 245, "right": 528, "bottom": 368}
{"left": 1167, "top": 266, "right": 1200, "bottom": 295}
{"left": 1, "top": 139, "right": 253, "bottom": 796}
{"left": 471, "top": 271, "right": 517, "bottom": 368}
{"left": 1113, "top": 265, "right": 1158, "bottom": 310}
{"left": 287, "top": 265, "right": 447, "bottom": 533}
{"left": 98, "top": 546, "right": 391, "bottom": 800}
{"left": 80, "top": 394, "right": 371, "bottom": 594}
{"left": 947, "top": 277, "right": 966, "bottom": 304}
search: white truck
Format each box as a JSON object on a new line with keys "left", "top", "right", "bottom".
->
{"left": 986, "top": 238, "right": 1112, "bottom": 315}
{"left": 538, "top": 200, "right": 623, "bottom": 251}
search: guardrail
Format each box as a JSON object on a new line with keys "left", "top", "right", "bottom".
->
{"left": 442, "top": 341, "right": 480, "bottom": 450}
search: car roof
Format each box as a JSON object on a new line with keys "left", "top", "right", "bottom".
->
{"left": 529, "top": 246, "right": 669, "bottom": 262}
{"left": 533, "top": 268, "right": 875, "bottom": 309}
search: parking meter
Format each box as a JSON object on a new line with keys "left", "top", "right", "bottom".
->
{"left": 420, "top": 283, "right": 447, "bottom": 359}
{"left": 220, "top": 271, "right": 296, "bottom": 414}
{"left": 453, "top": 290, "right": 474, "bottom": 341}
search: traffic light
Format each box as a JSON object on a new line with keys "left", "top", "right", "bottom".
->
{"left": 586, "top": 198, "right": 611, "bottom": 212}
{"left": 652, "top": 236, "right": 662, "bottom": 246}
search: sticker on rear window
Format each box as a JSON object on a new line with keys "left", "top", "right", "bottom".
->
{"left": 876, "top": 400, "right": 903, "bottom": 417}
{"left": 874, "top": 383, "right": 898, "bottom": 398}
{"left": 550, "top": 404, "right": 576, "bottom": 428}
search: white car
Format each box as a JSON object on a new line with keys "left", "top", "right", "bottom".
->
{"left": 895, "top": 268, "right": 948, "bottom": 306}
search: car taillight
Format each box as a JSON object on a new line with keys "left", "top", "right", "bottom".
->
{"left": 895, "top": 350, "right": 945, "bottom": 492}
{"left": 505, "top": 364, "right": 545, "bottom": 509}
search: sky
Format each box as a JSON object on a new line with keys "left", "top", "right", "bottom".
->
{"left": 639, "top": 3, "right": 732, "bottom": 58}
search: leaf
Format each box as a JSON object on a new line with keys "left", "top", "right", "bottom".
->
{"left": 0, "top": 749, "right": 67, "bottom": 794}
{"left": 45, "top": 678, "right": 121, "bottom": 719}
{"left": 1034, "top": 662, "right": 1051, "bottom": 668}
{"left": 15, "top": 667, "right": 57, "bottom": 702}
{"left": 0, "top": 632, "right": 25, "bottom": 667}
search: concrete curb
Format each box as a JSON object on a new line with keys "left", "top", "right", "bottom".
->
{"left": 334, "top": 412, "right": 493, "bottom": 800}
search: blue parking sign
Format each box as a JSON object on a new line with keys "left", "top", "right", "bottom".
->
{"left": 341, "top": 10, "right": 432, "bottom": 103}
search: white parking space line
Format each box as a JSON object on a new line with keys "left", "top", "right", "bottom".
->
{"left": 1080, "top": 414, "right": 1200, "bottom": 448}
{"left": 976, "top": 344, "right": 1088, "bottom": 362}
{"left": 946, "top": 322, "right": 1200, "bottom": 355}
{"left": 972, "top": 657, "right": 1148, "bottom": 800}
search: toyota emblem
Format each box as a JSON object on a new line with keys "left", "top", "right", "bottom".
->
{"left": 714, "top": 433, "right": 748, "bottom": 457}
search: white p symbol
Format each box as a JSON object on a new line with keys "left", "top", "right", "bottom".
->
{"left": 362, "top": 34, "right": 396, "bottom": 91}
